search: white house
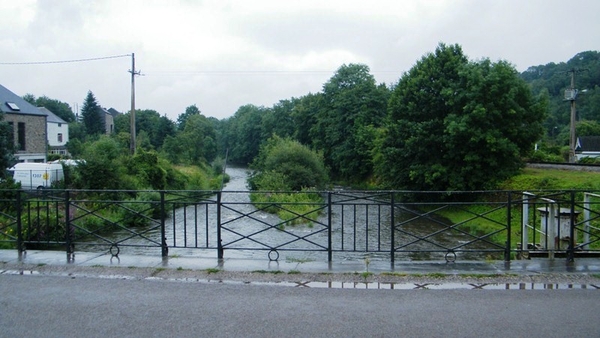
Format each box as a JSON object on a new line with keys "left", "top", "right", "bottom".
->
{"left": 575, "top": 136, "right": 600, "bottom": 161}
{"left": 38, "top": 107, "right": 69, "bottom": 156}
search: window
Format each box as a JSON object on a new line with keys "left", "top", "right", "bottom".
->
{"left": 58, "top": 133, "right": 63, "bottom": 142}
{"left": 17, "top": 122, "right": 25, "bottom": 151}
{"left": 5, "top": 102, "right": 20, "bottom": 111}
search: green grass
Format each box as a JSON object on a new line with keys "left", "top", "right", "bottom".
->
{"left": 380, "top": 272, "right": 409, "bottom": 277}
{"left": 249, "top": 190, "right": 324, "bottom": 227}
{"left": 500, "top": 168, "right": 600, "bottom": 191}
{"left": 431, "top": 168, "right": 600, "bottom": 251}
{"left": 360, "top": 272, "right": 373, "bottom": 279}
{"left": 288, "top": 270, "right": 301, "bottom": 274}
{"left": 205, "top": 268, "right": 220, "bottom": 274}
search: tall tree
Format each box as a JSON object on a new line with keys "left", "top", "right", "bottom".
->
{"left": 177, "top": 104, "right": 201, "bottom": 131}
{"left": 377, "top": 43, "right": 546, "bottom": 191}
{"left": 80, "top": 91, "right": 105, "bottom": 136}
{"left": 311, "top": 64, "right": 389, "bottom": 181}
{"left": 162, "top": 113, "right": 216, "bottom": 164}
{"left": 222, "top": 104, "right": 265, "bottom": 165}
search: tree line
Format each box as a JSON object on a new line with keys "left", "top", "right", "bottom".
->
{"left": 2, "top": 43, "right": 598, "bottom": 192}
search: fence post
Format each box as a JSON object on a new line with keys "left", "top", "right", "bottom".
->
{"left": 160, "top": 191, "right": 168, "bottom": 257}
{"left": 327, "top": 192, "right": 332, "bottom": 262}
{"left": 16, "top": 191, "right": 23, "bottom": 255}
{"left": 65, "top": 190, "right": 72, "bottom": 259}
{"left": 567, "top": 191, "right": 576, "bottom": 263}
{"left": 505, "top": 192, "right": 512, "bottom": 262}
{"left": 390, "top": 192, "right": 395, "bottom": 263}
{"left": 217, "top": 191, "right": 223, "bottom": 259}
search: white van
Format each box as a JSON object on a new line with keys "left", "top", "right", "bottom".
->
{"left": 8, "top": 163, "right": 64, "bottom": 189}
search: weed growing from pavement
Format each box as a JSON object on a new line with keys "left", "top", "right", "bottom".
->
{"left": 288, "top": 270, "right": 301, "bottom": 274}
{"left": 205, "top": 268, "right": 220, "bottom": 274}
{"left": 426, "top": 273, "right": 447, "bottom": 278}
{"left": 361, "top": 271, "right": 373, "bottom": 279}
{"left": 380, "top": 272, "right": 409, "bottom": 277}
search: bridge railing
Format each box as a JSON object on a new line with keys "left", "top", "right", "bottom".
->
{"left": 1, "top": 189, "right": 598, "bottom": 262}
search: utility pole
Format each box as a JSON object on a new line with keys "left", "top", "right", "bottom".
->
{"left": 129, "top": 53, "right": 141, "bottom": 155}
{"left": 565, "top": 68, "right": 587, "bottom": 163}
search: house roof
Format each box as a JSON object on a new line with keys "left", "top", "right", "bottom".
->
{"left": 576, "top": 136, "right": 600, "bottom": 152}
{"left": 0, "top": 84, "right": 47, "bottom": 116}
{"left": 38, "top": 106, "right": 67, "bottom": 124}
{"left": 108, "top": 108, "right": 121, "bottom": 116}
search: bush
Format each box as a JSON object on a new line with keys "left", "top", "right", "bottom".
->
{"left": 251, "top": 136, "right": 328, "bottom": 191}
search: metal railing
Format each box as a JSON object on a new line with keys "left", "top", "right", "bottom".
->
{"left": 1, "top": 189, "right": 599, "bottom": 262}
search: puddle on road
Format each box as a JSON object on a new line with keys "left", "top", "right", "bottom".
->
{"left": 155, "top": 276, "right": 600, "bottom": 290}
{"left": 2, "top": 269, "right": 598, "bottom": 290}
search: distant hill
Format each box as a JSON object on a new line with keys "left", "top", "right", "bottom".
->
{"left": 519, "top": 51, "right": 600, "bottom": 141}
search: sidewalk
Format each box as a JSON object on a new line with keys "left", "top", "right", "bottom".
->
{"left": 2, "top": 249, "right": 600, "bottom": 276}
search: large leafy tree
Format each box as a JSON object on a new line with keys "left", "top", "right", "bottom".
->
{"left": 291, "top": 93, "right": 323, "bottom": 146}
{"left": 80, "top": 91, "right": 105, "bottom": 136}
{"left": 222, "top": 104, "right": 265, "bottom": 165}
{"left": 162, "top": 113, "right": 216, "bottom": 164}
{"left": 177, "top": 104, "right": 201, "bottom": 131}
{"left": 311, "top": 64, "right": 389, "bottom": 181}
{"left": 260, "top": 99, "right": 297, "bottom": 141}
{"left": 115, "top": 109, "right": 176, "bottom": 150}
{"left": 376, "top": 43, "right": 546, "bottom": 191}
{"left": 23, "top": 94, "right": 76, "bottom": 122}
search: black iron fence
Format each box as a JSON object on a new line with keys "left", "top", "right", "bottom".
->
{"left": 1, "top": 189, "right": 599, "bottom": 262}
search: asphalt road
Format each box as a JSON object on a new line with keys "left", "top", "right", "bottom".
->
{"left": 1, "top": 274, "right": 598, "bottom": 338}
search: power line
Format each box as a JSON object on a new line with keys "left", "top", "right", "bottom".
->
{"left": 0, "top": 54, "right": 131, "bottom": 65}
{"left": 146, "top": 70, "right": 402, "bottom": 76}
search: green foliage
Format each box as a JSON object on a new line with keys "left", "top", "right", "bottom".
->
{"left": 125, "top": 150, "right": 167, "bottom": 189}
{"left": 0, "top": 114, "right": 15, "bottom": 177}
{"left": 376, "top": 43, "right": 545, "bottom": 191}
{"left": 500, "top": 168, "right": 600, "bottom": 191}
{"left": 161, "top": 113, "right": 217, "bottom": 165}
{"left": 311, "top": 64, "right": 389, "bottom": 181}
{"left": 521, "top": 51, "right": 600, "bottom": 142}
{"left": 115, "top": 109, "right": 176, "bottom": 151}
{"left": 116, "top": 192, "right": 162, "bottom": 227}
{"left": 19, "top": 204, "right": 67, "bottom": 246}
{"left": 576, "top": 120, "right": 600, "bottom": 137}
{"left": 249, "top": 189, "right": 323, "bottom": 227}
{"left": 81, "top": 91, "right": 105, "bottom": 136}
{"left": 250, "top": 136, "right": 328, "bottom": 191}
{"left": 221, "top": 104, "right": 265, "bottom": 165}
{"left": 23, "top": 94, "right": 76, "bottom": 122}
{"left": 177, "top": 104, "right": 201, "bottom": 131}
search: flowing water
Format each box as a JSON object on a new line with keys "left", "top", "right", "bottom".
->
{"left": 77, "top": 167, "right": 497, "bottom": 261}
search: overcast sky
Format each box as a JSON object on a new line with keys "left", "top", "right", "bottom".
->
{"left": 1, "top": 0, "right": 598, "bottom": 121}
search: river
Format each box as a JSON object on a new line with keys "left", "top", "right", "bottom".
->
{"left": 77, "top": 166, "right": 495, "bottom": 261}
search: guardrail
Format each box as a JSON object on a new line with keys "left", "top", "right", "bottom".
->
{"left": 1, "top": 189, "right": 598, "bottom": 262}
